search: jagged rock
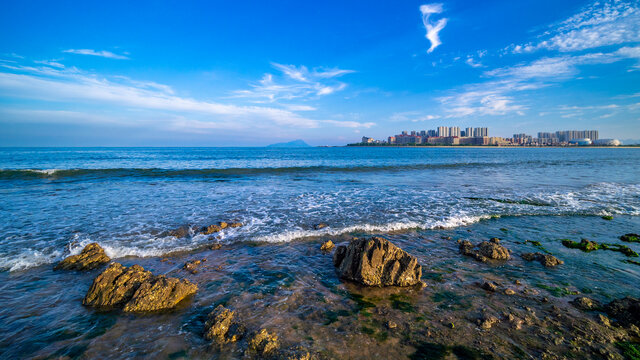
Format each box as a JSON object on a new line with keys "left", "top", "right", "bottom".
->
{"left": 55, "top": 243, "right": 110, "bottom": 270}
{"left": 204, "top": 305, "right": 245, "bottom": 343}
{"left": 333, "top": 237, "right": 423, "bottom": 287}
{"left": 320, "top": 240, "right": 334, "bottom": 252}
{"left": 184, "top": 259, "right": 205, "bottom": 274}
{"left": 314, "top": 223, "right": 328, "bottom": 230}
{"left": 604, "top": 297, "right": 640, "bottom": 326}
{"left": 571, "top": 297, "right": 600, "bottom": 311}
{"left": 480, "top": 281, "right": 498, "bottom": 292}
{"left": 83, "top": 263, "right": 197, "bottom": 312}
{"left": 459, "top": 239, "right": 510, "bottom": 262}
{"left": 247, "top": 329, "right": 279, "bottom": 357}
{"left": 521, "top": 252, "right": 563, "bottom": 267}
{"left": 202, "top": 224, "right": 223, "bottom": 234}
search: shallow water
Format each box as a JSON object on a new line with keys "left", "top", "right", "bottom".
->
{"left": 0, "top": 147, "right": 639, "bottom": 359}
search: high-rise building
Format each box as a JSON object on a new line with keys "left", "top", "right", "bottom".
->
{"left": 427, "top": 130, "right": 437, "bottom": 137}
{"left": 473, "top": 127, "right": 488, "bottom": 137}
{"left": 449, "top": 127, "right": 461, "bottom": 137}
{"left": 465, "top": 127, "right": 473, "bottom": 138}
{"left": 437, "top": 126, "right": 449, "bottom": 137}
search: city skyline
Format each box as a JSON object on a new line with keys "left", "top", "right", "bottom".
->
{"left": 1, "top": 0, "right": 640, "bottom": 146}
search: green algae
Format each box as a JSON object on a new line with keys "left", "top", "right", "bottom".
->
{"left": 561, "top": 239, "right": 638, "bottom": 257}
{"left": 617, "top": 342, "right": 640, "bottom": 360}
{"left": 410, "top": 342, "right": 492, "bottom": 360}
{"left": 422, "top": 271, "right": 444, "bottom": 283}
{"left": 602, "top": 215, "right": 614, "bottom": 220}
{"left": 536, "top": 283, "right": 580, "bottom": 297}
{"left": 524, "top": 240, "right": 552, "bottom": 254}
{"left": 324, "top": 309, "right": 351, "bottom": 325}
{"left": 389, "top": 293, "right": 415, "bottom": 313}
{"left": 500, "top": 228, "right": 508, "bottom": 232}
{"left": 348, "top": 293, "right": 377, "bottom": 312}
{"left": 621, "top": 233, "right": 640, "bottom": 243}
{"left": 623, "top": 259, "right": 640, "bottom": 266}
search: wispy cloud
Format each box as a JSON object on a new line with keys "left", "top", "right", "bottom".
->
{"left": 34, "top": 60, "right": 65, "bottom": 68}
{"left": 390, "top": 111, "right": 440, "bottom": 122}
{"left": 232, "top": 63, "right": 354, "bottom": 102}
{"left": 63, "top": 49, "right": 129, "bottom": 59}
{"left": 509, "top": 0, "right": 640, "bottom": 53}
{"left": 420, "top": 3, "right": 448, "bottom": 54}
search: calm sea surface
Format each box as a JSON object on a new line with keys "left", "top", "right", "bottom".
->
{"left": 0, "top": 147, "right": 639, "bottom": 358}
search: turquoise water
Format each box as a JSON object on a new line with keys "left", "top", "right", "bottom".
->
{"left": 0, "top": 147, "right": 639, "bottom": 358}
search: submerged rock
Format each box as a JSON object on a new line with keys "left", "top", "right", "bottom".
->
{"left": 601, "top": 215, "right": 614, "bottom": 220}
{"left": 521, "top": 252, "right": 563, "bottom": 267}
{"left": 333, "top": 237, "right": 423, "bottom": 287}
{"left": 562, "top": 238, "right": 599, "bottom": 252}
{"left": 247, "top": 329, "right": 280, "bottom": 357}
{"left": 320, "top": 240, "right": 334, "bottom": 252}
{"left": 229, "top": 222, "right": 243, "bottom": 228}
{"left": 604, "top": 297, "right": 640, "bottom": 326}
{"left": 314, "top": 223, "right": 328, "bottom": 230}
{"left": 83, "top": 263, "right": 197, "bottom": 313}
{"left": 55, "top": 243, "right": 110, "bottom": 271}
{"left": 184, "top": 259, "right": 205, "bottom": 274}
{"left": 571, "top": 297, "right": 600, "bottom": 311}
{"left": 480, "top": 281, "right": 498, "bottom": 292}
{"left": 459, "top": 239, "right": 510, "bottom": 262}
{"left": 202, "top": 224, "right": 223, "bottom": 235}
{"left": 204, "top": 305, "right": 245, "bottom": 343}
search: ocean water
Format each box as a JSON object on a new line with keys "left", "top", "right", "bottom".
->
{"left": 1, "top": 147, "right": 638, "bottom": 272}
{"left": 1, "top": 147, "right": 640, "bottom": 359}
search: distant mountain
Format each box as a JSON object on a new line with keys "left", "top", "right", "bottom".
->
{"left": 266, "top": 139, "right": 311, "bottom": 148}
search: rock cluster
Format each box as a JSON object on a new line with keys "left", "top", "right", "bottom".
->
{"left": 604, "top": 297, "right": 640, "bottom": 326}
{"left": 184, "top": 259, "right": 206, "bottom": 274}
{"left": 247, "top": 329, "right": 280, "bottom": 357}
{"left": 571, "top": 297, "right": 600, "bottom": 311}
{"left": 55, "top": 243, "right": 110, "bottom": 271}
{"left": 83, "top": 263, "right": 197, "bottom": 312}
{"left": 459, "top": 238, "right": 510, "bottom": 262}
{"left": 201, "top": 221, "right": 243, "bottom": 235}
{"left": 620, "top": 233, "right": 640, "bottom": 243}
{"left": 521, "top": 252, "right": 563, "bottom": 267}
{"left": 333, "top": 237, "right": 423, "bottom": 287}
{"left": 204, "top": 305, "right": 245, "bottom": 343}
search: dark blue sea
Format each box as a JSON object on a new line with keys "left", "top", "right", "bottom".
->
{"left": 0, "top": 147, "right": 639, "bottom": 358}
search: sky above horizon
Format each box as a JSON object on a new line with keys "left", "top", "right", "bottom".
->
{"left": 1, "top": 0, "right": 639, "bottom": 146}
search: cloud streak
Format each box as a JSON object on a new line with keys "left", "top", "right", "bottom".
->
{"left": 63, "top": 49, "right": 129, "bottom": 59}
{"left": 420, "top": 3, "right": 448, "bottom": 53}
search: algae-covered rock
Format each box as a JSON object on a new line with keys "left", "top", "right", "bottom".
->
{"left": 570, "top": 297, "right": 600, "bottom": 311}
{"left": 55, "top": 243, "right": 110, "bottom": 271}
{"left": 604, "top": 297, "right": 640, "bottom": 326}
{"left": 83, "top": 263, "right": 197, "bottom": 313}
{"left": 562, "top": 239, "right": 638, "bottom": 257}
{"left": 521, "top": 252, "right": 563, "bottom": 267}
{"left": 204, "top": 305, "right": 245, "bottom": 343}
{"left": 601, "top": 215, "right": 614, "bottom": 220}
{"left": 333, "top": 237, "right": 423, "bottom": 287}
{"left": 620, "top": 233, "right": 640, "bottom": 243}
{"left": 247, "top": 329, "right": 279, "bottom": 357}
{"left": 320, "top": 240, "right": 334, "bottom": 252}
{"left": 459, "top": 239, "right": 510, "bottom": 262}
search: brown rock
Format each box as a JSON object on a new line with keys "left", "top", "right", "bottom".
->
{"left": 168, "top": 226, "right": 191, "bottom": 238}
{"left": 55, "top": 243, "right": 110, "bottom": 271}
{"left": 504, "top": 289, "right": 516, "bottom": 296}
{"left": 83, "top": 263, "right": 197, "bottom": 313}
{"left": 229, "top": 222, "right": 243, "bottom": 228}
{"left": 184, "top": 259, "right": 203, "bottom": 274}
{"left": 480, "top": 281, "right": 498, "bottom": 292}
{"left": 479, "top": 315, "right": 499, "bottom": 329}
{"left": 210, "top": 243, "right": 222, "bottom": 250}
{"left": 219, "top": 222, "right": 228, "bottom": 229}
{"left": 204, "top": 305, "right": 245, "bottom": 343}
{"left": 314, "top": 223, "right": 328, "bottom": 230}
{"left": 279, "top": 347, "right": 312, "bottom": 360}
{"left": 247, "top": 329, "right": 279, "bottom": 357}
{"left": 459, "top": 240, "right": 510, "bottom": 262}
{"left": 333, "top": 237, "right": 423, "bottom": 287}
{"left": 202, "top": 224, "right": 222, "bottom": 235}
{"left": 320, "top": 240, "right": 334, "bottom": 252}
{"left": 571, "top": 297, "right": 600, "bottom": 311}
{"left": 521, "top": 252, "right": 563, "bottom": 267}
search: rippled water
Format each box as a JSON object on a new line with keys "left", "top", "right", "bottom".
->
{"left": 0, "top": 147, "right": 639, "bottom": 359}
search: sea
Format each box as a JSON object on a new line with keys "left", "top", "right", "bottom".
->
{"left": 0, "top": 147, "right": 639, "bottom": 358}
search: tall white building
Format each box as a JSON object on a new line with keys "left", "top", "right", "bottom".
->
{"left": 465, "top": 127, "right": 473, "bottom": 137}
{"left": 449, "top": 127, "right": 461, "bottom": 137}
{"left": 473, "top": 127, "right": 488, "bottom": 137}
{"left": 437, "top": 126, "right": 449, "bottom": 137}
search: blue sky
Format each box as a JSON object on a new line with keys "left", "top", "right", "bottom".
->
{"left": 0, "top": 0, "right": 639, "bottom": 146}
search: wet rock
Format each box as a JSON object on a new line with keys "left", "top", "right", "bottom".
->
{"left": 478, "top": 315, "right": 499, "bottom": 329}
{"left": 229, "top": 222, "right": 243, "bottom": 228}
{"left": 279, "top": 346, "right": 312, "bottom": 360}
{"left": 604, "top": 297, "right": 640, "bottom": 326}
{"left": 521, "top": 252, "right": 564, "bottom": 267}
{"left": 387, "top": 321, "right": 398, "bottom": 329}
{"left": 169, "top": 226, "right": 192, "bottom": 238}
{"left": 184, "top": 259, "right": 205, "bottom": 274}
{"left": 562, "top": 238, "right": 599, "bottom": 252}
{"left": 210, "top": 243, "right": 222, "bottom": 250}
{"left": 570, "top": 297, "right": 600, "bottom": 311}
{"left": 314, "top": 223, "right": 328, "bottom": 230}
{"left": 620, "top": 233, "right": 640, "bottom": 243}
{"left": 202, "top": 224, "right": 223, "bottom": 235}
{"left": 55, "top": 243, "right": 110, "bottom": 271}
{"left": 598, "top": 314, "right": 611, "bottom": 327}
{"left": 601, "top": 215, "right": 614, "bottom": 220}
{"left": 459, "top": 239, "right": 510, "bottom": 262}
{"left": 480, "top": 281, "right": 498, "bottom": 292}
{"left": 507, "top": 313, "right": 523, "bottom": 330}
{"left": 333, "top": 237, "right": 423, "bottom": 287}
{"left": 204, "top": 305, "right": 245, "bottom": 343}
{"left": 247, "top": 329, "right": 279, "bottom": 357}
{"left": 504, "top": 289, "right": 516, "bottom": 296}
{"left": 320, "top": 240, "right": 334, "bottom": 252}
{"left": 83, "top": 263, "right": 197, "bottom": 312}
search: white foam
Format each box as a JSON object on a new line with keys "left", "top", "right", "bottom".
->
{"left": 0, "top": 248, "right": 62, "bottom": 272}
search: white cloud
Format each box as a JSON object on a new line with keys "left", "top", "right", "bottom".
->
{"left": 465, "top": 57, "right": 483, "bottom": 68}
{"left": 63, "top": 49, "right": 129, "bottom": 60}
{"left": 390, "top": 111, "right": 440, "bottom": 122}
{"left": 420, "top": 3, "right": 448, "bottom": 53}
{"left": 509, "top": 0, "right": 640, "bottom": 53}
{"left": 34, "top": 60, "right": 65, "bottom": 68}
